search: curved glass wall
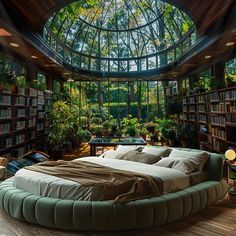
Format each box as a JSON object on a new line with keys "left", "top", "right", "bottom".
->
{"left": 43, "top": 0, "right": 196, "bottom": 75}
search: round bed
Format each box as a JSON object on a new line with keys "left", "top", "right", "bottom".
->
{"left": 0, "top": 148, "right": 228, "bottom": 231}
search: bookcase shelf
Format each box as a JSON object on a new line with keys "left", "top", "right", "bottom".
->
{"left": 182, "top": 86, "right": 236, "bottom": 153}
{"left": 0, "top": 86, "right": 53, "bottom": 158}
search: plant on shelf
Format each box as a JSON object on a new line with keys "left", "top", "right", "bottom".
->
{"left": 48, "top": 101, "right": 74, "bottom": 159}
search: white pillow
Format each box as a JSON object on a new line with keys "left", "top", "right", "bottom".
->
{"left": 115, "top": 145, "right": 143, "bottom": 153}
{"left": 168, "top": 149, "right": 209, "bottom": 171}
{"left": 99, "top": 150, "right": 124, "bottom": 159}
{"left": 154, "top": 157, "right": 195, "bottom": 174}
{"left": 142, "top": 146, "right": 172, "bottom": 157}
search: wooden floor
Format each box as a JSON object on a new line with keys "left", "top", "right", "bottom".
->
{"left": 1, "top": 144, "right": 236, "bottom": 235}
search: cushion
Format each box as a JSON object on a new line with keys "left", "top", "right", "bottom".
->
{"left": 117, "top": 149, "right": 162, "bottom": 164}
{"left": 99, "top": 150, "right": 124, "bottom": 159}
{"left": 168, "top": 149, "right": 209, "bottom": 171}
{"left": 154, "top": 158, "right": 195, "bottom": 174}
{"left": 115, "top": 145, "right": 144, "bottom": 153}
{"left": 142, "top": 146, "right": 172, "bottom": 157}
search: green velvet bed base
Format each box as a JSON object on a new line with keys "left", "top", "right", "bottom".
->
{"left": 0, "top": 150, "right": 228, "bottom": 231}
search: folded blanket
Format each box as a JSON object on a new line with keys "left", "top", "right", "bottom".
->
{"left": 25, "top": 160, "right": 163, "bottom": 202}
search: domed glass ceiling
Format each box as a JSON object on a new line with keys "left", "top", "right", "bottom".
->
{"left": 44, "top": 0, "right": 196, "bottom": 76}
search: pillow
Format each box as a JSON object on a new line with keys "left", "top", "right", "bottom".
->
{"left": 99, "top": 150, "right": 124, "bottom": 159}
{"left": 115, "top": 145, "right": 144, "bottom": 153}
{"left": 117, "top": 149, "right": 162, "bottom": 164}
{"left": 168, "top": 149, "right": 209, "bottom": 171}
{"left": 171, "top": 159, "right": 195, "bottom": 174}
{"left": 154, "top": 158, "right": 195, "bottom": 174}
{"left": 142, "top": 146, "right": 172, "bottom": 157}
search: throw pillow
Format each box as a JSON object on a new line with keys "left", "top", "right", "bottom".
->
{"left": 99, "top": 150, "right": 124, "bottom": 159}
{"left": 142, "top": 146, "right": 172, "bottom": 157}
{"left": 168, "top": 149, "right": 209, "bottom": 171}
{"left": 117, "top": 149, "right": 162, "bottom": 164}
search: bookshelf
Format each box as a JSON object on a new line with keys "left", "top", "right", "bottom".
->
{"left": 0, "top": 86, "right": 53, "bottom": 158}
{"left": 182, "top": 86, "right": 236, "bottom": 153}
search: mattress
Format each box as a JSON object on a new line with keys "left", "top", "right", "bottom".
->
{"left": 14, "top": 157, "right": 191, "bottom": 200}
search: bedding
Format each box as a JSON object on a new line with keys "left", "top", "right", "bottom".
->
{"left": 14, "top": 157, "right": 190, "bottom": 200}
{"left": 23, "top": 160, "right": 163, "bottom": 203}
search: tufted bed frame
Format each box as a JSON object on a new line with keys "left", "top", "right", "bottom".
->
{"left": 0, "top": 148, "right": 228, "bottom": 231}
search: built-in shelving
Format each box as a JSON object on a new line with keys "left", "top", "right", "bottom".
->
{"left": 182, "top": 86, "right": 236, "bottom": 153}
{"left": 0, "top": 86, "right": 53, "bottom": 158}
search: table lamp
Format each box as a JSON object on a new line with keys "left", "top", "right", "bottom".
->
{"left": 225, "top": 149, "right": 236, "bottom": 202}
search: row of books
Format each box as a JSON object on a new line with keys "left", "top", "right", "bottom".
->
{"left": 0, "top": 108, "right": 12, "bottom": 119}
{"left": 212, "top": 127, "right": 226, "bottom": 139}
{"left": 210, "top": 92, "right": 224, "bottom": 102}
{"left": 211, "top": 115, "right": 225, "bottom": 126}
{"left": 226, "top": 113, "right": 236, "bottom": 123}
{"left": 210, "top": 103, "right": 225, "bottom": 112}
{"left": 0, "top": 95, "right": 11, "bottom": 105}
{"left": 16, "top": 121, "right": 25, "bottom": 130}
{"left": 0, "top": 123, "right": 10, "bottom": 134}
{"left": 199, "top": 114, "right": 208, "bottom": 123}
{"left": 212, "top": 138, "right": 226, "bottom": 153}
{"left": 225, "top": 89, "right": 236, "bottom": 101}
{"left": 15, "top": 134, "right": 25, "bottom": 144}
{"left": 225, "top": 102, "right": 236, "bottom": 112}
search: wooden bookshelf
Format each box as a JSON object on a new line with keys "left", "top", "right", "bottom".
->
{"left": 182, "top": 86, "right": 236, "bottom": 153}
{"left": 0, "top": 86, "right": 53, "bottom": 158}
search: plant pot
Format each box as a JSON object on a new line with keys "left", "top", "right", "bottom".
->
{"left": 49, "top": 148, "right": 65, "bottom": 160}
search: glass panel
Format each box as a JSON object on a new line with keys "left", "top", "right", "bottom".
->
{"left": 148, "top": 56, "right": 156, "bottom": 70}
{"left": 101, "top": 60, "right": 108, "bottom": 71}
{"left": 141, "top": 59, "right": 147, "bottom": 71}
{"left": 73, "top": 53, "right": 80, "bottom": 67}
{"left": 90, "top": 58, "right": 97, "bottom": 71}
{"left": 129, "top": 60, "right": 137, "bottom": 72}
{"left": 167, "top": 50, "right": 175, "bottom": 64}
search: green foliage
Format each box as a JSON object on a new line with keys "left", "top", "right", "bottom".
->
{"left": 48, "top": 101, "right": 74, "bottom": 149}
{"left": 153, "top": 118, "right": 175, "bottom": 142}
{"left": 121, "top": 114, "right": 140, "bottom": 137}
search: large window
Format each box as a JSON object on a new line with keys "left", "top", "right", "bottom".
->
{"left": 43, "top": 0, "right": 196, "bottom": 75}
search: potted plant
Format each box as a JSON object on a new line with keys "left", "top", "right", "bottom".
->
{"left": 48, "top": 101, "right": 73, "bottom": 159}
{"left": 154, "top": 118, "right": 176, "bottom": 146}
